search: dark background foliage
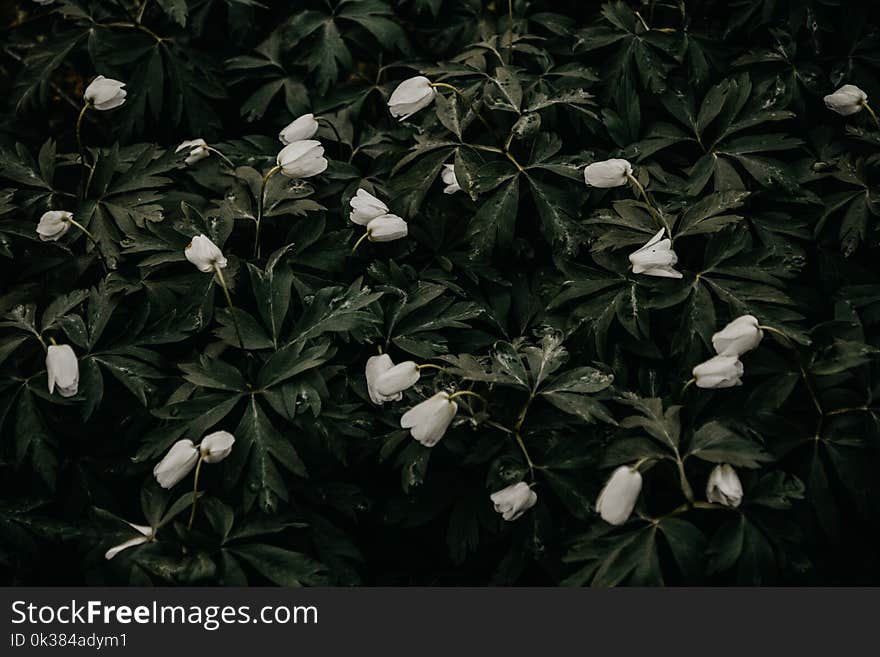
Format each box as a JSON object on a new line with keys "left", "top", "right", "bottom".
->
{"left": 1, "top": 0, "right": 879, "bottom": 585}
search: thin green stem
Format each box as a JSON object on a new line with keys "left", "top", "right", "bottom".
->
{"left": 416, "top": 363, "right": 445, "bottom": 372}
{"left": 675, "top": 455, "right": 694, "bottom": 503}
{"left": 448, "top": 389, "right": 487, "bottom": 404}
{"left": 205, "top": 146, "right": 235, "bottom": 169}
{"left": 862, "top": 101, "right": 880, "bottom": 130}
{"left": 316, "top": 116, "right": 346, "bottom": 158}
{"left": 187, "top": 455, "right": 204, "bottom": 530}
{"left": 214, "top": 265, "right": 246, "bottom": 350}
{"left": 67, "top": 217, "right": 110, "bottom": 272}
{"left": 33, "top": 333, "right": 48, "bottom": 353}
{"left": 76, "top": 104, "right": 89, "bottom": 166}
{"left": 351, "top": 230, "right": 371, "bottom": 255}
{"left": 681, "top": 377, "right": 695, "bottom": 395}
{"left": 255, "top": 165, "right": 281, "bottom": 259}
{"left": 137, "top": 0, "right": 150, "bottom": 22}
{"left": 506, "top": 0, "right": 514, "bottom": 62}
{"left": 429, "top": 82, "right": 494, "bottom": 135}
{"left": 101, "top": 21, "right": 163, "bottom": 42}
{"left": 627, "top": 173, "right": 663, "bottom": 228}
{"left": 515, "top": 431, "right": 536, "bottom": 479}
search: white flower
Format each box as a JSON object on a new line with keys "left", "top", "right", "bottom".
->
{"left": 595, "top": 465, "right": 642, "bottom": 526}
{"left": 176, "top": 139, "right": 210, "bottom": 166}
{"left": 84, "top": 75, "right": 127, "bottom": 110}
{"left": 104, "top": 522, "right": 154, "bottom": 561}
{"left": 490, "top": 482, "right": 537, "bottom": 521}
{"left": 199, "top": 430, "right": 235, "bottom": 463}
{"left": 366, "top": 354, "right": 403, "bottom": 404}
{"left": 628, "top": 228, "right": 683, "bottom": 279}
{"left": 400, "top": 392, "right": 457, "bottom": 447}
{"left": 367, "top": 214, "right": 408, "bottom": 242}
{"left": 692, "top": 354, "right": 744, "bottom": 389}
{"left": 350, "top": 189, "right": 389, "bottom": 226}
{"left": 184, "top": 234, "right": 227, "bottom": 273}
{"left": 706, "top": 464, "right": 743, "bottom": 508}
{"left": 712, "top": 315, "right": 763, "bottom": 357}
{"left": 388, "top": 76, "right": 436, "bottom": 120}
{"left": 824, "top": 84, "right": 868, "bottom": 116}
{"left": 279, "top": 113, "right": 319, "bottom": 144}
{"left": 441, "top": 164, "right": 460, "bottom": 194}
{"left": 583, "top": 158, "right": 633, "bottom": 188}
{"left": 277, "top": 140, "right": 328, "bottom": 178}
{"left": 153, "top": 439, "right": 199, "bottom": 489}
{"left": 374, "top": 361, "right": 420, "bottom": 398}
{"left": 36, "top": 210, "right": 72, "bottom": 242}
{"left": 46, "top": 344, "right": 79, "bottom": 397}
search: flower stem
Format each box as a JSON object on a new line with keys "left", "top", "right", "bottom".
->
{"left": 67, "top": 217, "right": 110, "bottom": 273}
{"left": 429, "top": 82, "right": 495, "bottom": 135}
{"left": 255, "top": 165, "right": 281, "bottom": 259}
{"left": 447, "top": 389, "right": 487, "bottom": 404}
{"left": 187, "top": 455, "right": 204, "bottom": 530}
{"left": 862, "top": 101, "right": 880, "bottom": 130}
{"left": 214, "top": 265, "right": 246, "bottom": 350}
{"left": 627, "top": 173, "right": 664, "bottom": 228}
{"left": 76, "top": 104, "right": 89, "bottom": 166}
{"left": 506, "top": 0, "right": 514, "bottom": 62}
{"left": 316, "top": 116, "right": 346, "bottom": 157}
{"left": 515, "top": 431, "right": 536, "bottom": 479}
{"left": 416, "top": 363, "right": 445, "bottom": 371}
{"left": 681, "top": 377, "right": 696, "bottom": 396}
{"left": 350, "top": 230, "right": 371, "bottom": 255}
{"left": 205, "top": 146, "right": 235, "bottom": 169}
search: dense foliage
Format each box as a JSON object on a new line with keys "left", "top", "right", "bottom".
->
{"left": 1, "top": 0, "right": 879, "bottom": 586}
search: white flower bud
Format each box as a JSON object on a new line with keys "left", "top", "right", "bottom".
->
{"left": 36, "top": 210, "right": 72, "bottom": 242}
{"left": 84, "top": 75, "right": 127, "bottom": 110}
{"left": 400, "top": 392, "right": 457, "bottom": 447}
{"left": 388, "top": 76, "right": 436, "bottom": 120}
{"left": 374, "top": 361, "right": 420, "bottom": 397}
{"left": 350, "top": 189, "right": 389, "bottom": 226}
{"left": 583, "top": 158, "right": 633, "bottom": 188}
{"left": 367, "top": 214, "right": 408, "bottom": 242}
{"left": 596, "top": 465, "right": 642, "bottom": 525}
{"left": 441, "top": 164, "right": 461, "bottom": 194}
{"left": 46, "top": 344, "right": 79, "bottom": 397}
{"left": 712, "top": 315, "right": 763, "bottom": 356}
{"left": 824, "top": 84, "right": 867, "bottom": 116}
{"left": 199, "top": 430, "right": 235, "bottom": 464}
{"left": 276, "top": 140, "right": 328, "bottom": 178}
{"left": 184, "top": 234, "right": 227, "bottom": 273}
{"left": 706, "top": 464, "right": 743, "bottom": 508}
{"left": 153, "top": 439, "right": 199, "bottom": 489}
{"left": 490, "top": 482, "right": 537, "bottom": 521}
{"left": 176, "top": 139, "right": 210, "bottom": 166}
{"left": 692, "top": 354, "right": 744, "bottom": 389}
{"left": 628, "top": 228, "right": 683, "bottom": 279}
{"left": 366, "top": 354, "right": 403, "bottom": 404}
{"left": 279, "top": 113, "right": 320, "bottom": 144}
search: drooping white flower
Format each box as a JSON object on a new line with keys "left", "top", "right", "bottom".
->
{"left": 712, "top": 315, "right": 763, "bottom": 357}
{"left": 628, "top": 228, "right": 683, "bottom": 279}
{"left": 824, "top": 84, "right": 868, "bottom": 116}
{"left": 104, "top": 522, "right": 155, "bottom": 561}
{"left": 184, "top": 234, "right": 227, "bottom": 273}
{"left": 367, "top": 214, "right": 408, "bottom": 242}
{"left": 36, "top": 210, "right": 72, "bottom": 242}
{"left": 400, "top": 392, "right": 457, "bottom": 447}
{"left": 388, "top": 76, "right": 436, "bottom": 120}
{"left": 176, "top": 139, "right": 210, "bottom": 166}
{"left": 350, "top": 189, "right": 389, "bottom": 226}
{"left": 84, "top": 75, "right": 127, "bottom": 110}
{"left": 441, "top": 164, "right": 461, "bottom": 194}
{"left": 595, "top": 465, "right": 642, "bottom": 526}
{"left": 692, "top": 354, "right": 744, "bottom": 389}
{"left": 46, "top": 344, "right": 79, "bottom": 397}
{"left": 366, "top": 354, "right": 403, "bottom": 404}
{"left": 277, "top": 140, "right": 328, "bottom": 178}
{"left": 374, "top": 361, "right": 420, "bottom": 398}
{"left": 490, "top": 482, "right": 537, "bottom": 521}
{"left": 706, "top": 464, "right": 743, "bottom": 508}
{"left": 279, "top": 113, "right": 319, "bottom": 145}
{"left": 199, "top": 430, "right": 235, "bottom": 463}
{"left": 583, "top": 158, "right": 633, "bottom": 188}
{"left": 153, "top": 439, "right": 199, "bottom": 489}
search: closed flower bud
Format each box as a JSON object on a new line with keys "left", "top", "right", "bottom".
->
{"left": 706, "top": 464, "right": 743, "bottom": 508}
{"left": 388, "top": 76, "right": 436, "bottom": 120}
{"left": 400, "top": 392, "right": 457, "bottom": 447}
{"left": 104, "top": 522, "right": 154, "bottom": 561}
{"left": 184, "top": 234, "right": 227, "bottom": 273}
{"left": 46, "top": 344, "right": 79, "bottom": 397}
{"left": 596, "top": 465, "right": 642, "bottom": 526}
{"left": 490, "top": 482, "right": 537, "bottom": 521}
{"left": 629, "top": 228, "right": 683, "bottom": 279}
{"left": 176, "top": 139, "right": 210, "bottom": 166}
{"left": 199, "top": 430, "right": 235, "bottom": 463}
{"left": 374, "top": 361, "right": 420, "bottom": 397}
{"left": 367, "top": 214, "right": 408, "bottom": 242}
{"left": 153, "top": 439, "right": 199, "bottom": 489}
{"left": 712, "top": 314, "right": 763, "bottom": 356}
{"left": 692, "top": 354, "right": 744, "bottom": 389}
{"left": 36, "top": 210, "right": 72, "bottom": 242}
{"left": 279, "top": 113, "right": 320, "bottom": 144}
{"left": 350, "top": 189, "right": 389, "bottom": 226}
{"left": 441, "top": 164, "right": 461, "bottom": 194}
{"left": 84, "top": 75, "right": 127, "bottom": 110}
{"left": 824, "top": 84, "right": 867, "bottom": 116}
{"left": 583, "top": 158, "right": 633, "bottom": 188}
{"left": 277, "top": 140, "right": 328, "bottom": 178}
{"left": 366, "top": 354, "right": 403, "bottom": 404}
